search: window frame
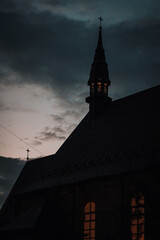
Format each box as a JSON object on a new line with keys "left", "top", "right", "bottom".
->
{"left": 83, "top": 201, "right": 96, "bottom": 240}
{"left": 97, "top": 82, "right": 102, "bottom": 93}
{"left": 130, "top": 193, "right": 145, "bottom": 240}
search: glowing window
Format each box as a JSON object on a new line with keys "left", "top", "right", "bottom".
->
{"left": 104, "top": 83, "right": 108, "bottom": 94}
{"left": 84, "top": 202, "right": 96, "bottom": 240}
{"left": 91, "top": 83, "right": 94, "bottom": 94}
{"left": 97, "top": 82, "right": 101, "bottom": 92}
{"left": 131, "top": 193, "right": 145, "bottom": 240}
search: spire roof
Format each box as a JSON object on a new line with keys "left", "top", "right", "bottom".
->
{"left": 86, "top": 21, "right": 112, "bottom": 117}
{"left": 88, "top": 24, "right": 110, "bottom": 85}
{"left": 93, "top": 26, "right": 106, "bottom": 63}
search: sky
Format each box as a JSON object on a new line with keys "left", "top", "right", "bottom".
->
{"left": 0, "top": 0, "right": 160, "bottom": 207}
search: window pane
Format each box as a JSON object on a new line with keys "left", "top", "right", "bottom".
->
{"left": 138, "top": 193, "right": 144, "bottom": 205}
{"left": 138, "top": 207, "right": 144, "bottom": 215}
{"left": 131, "top": 207, "right": 137, "bottom": 215}
{"left": 91, "top": 202, "right": 95, "bottom": 212}
{"left": 91, "top": 221, "right": 95, "bottom": 229}
{"left": 97, "top": 82, "right": 101, "bottom": 92}
{"left": 91, "top": 213, "right": 95, "bottom": 220}
{"left": 139, "top": 216, "right": 145, "bottom": 224}
{"left": 131, "top": 217, "right": 137, "bottom": 225}
{"left": 84, "top": 230, "right": 90, "bottom": 238}
{"left": 138, "top": 223, "right": 144, "bottom": 234}
{"left": 132, "top": 234, "right": 137, "bottom": 240}
{"left": 90, "top": 230, "right": 95, "bottom": 238}
{"left": 85, "top": 214, "right": 90, "bottom": 221}
{"left": 131, "top": 225, "right": 137, "bottom": 234}
{"left": 139, "top": 233, "right": 144, "bottom": 240}
{"left": 85, "top": 203, "right": 90, "bottom": 213}
{"left": 84, "top": 222, "right": 90, "bottom": 230}
{"left": 131, "top": 198, "right": 136, "bottom": 207}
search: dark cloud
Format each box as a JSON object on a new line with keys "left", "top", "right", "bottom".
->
{"left": 50, "top": 107, "right": 86, "bottom": 127}
{"left": 0, "top": 156, "right": 25, "bottom": 208}
{"left": 0, "top": 9, "right": 92, "bottom": 102}
{"left": 0, "top": 3, "right": 159, "bottom": 101}
{"left": 32, "top": 140, "right": 43, "bottom": 146}
{"left": 32, "top": 107, "right": 86, "bottom": 147}
{"left": 0, "top": 0, "right": 35, "bottom": 14}
{"left": 105, "top": 18, "right": 160, "bottom": 97}
{"left": 0, "top": 0, "right": 17, "bottom": 12}
{"left": 50, "top": 114, "right": 63, "bottom": 123}
{"left": 35, "top": 126, "right": 66, "bottom": 142}
{"left": 32, "top": 0, "right": 160, "bottom": 24}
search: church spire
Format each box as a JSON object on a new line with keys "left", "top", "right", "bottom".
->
{"left": 93, "top": 25, "right": 105, "bottom": 63}
{"left": 86, "top": 18, "right": 112, "bottom": 117}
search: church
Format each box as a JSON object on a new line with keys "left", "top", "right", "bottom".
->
{"left": 0, "top": 23, "right": 160, "bottom": 240}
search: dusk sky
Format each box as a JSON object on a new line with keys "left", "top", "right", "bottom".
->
{"left": 0, "top": 0, "right": 160, "bottom": 207}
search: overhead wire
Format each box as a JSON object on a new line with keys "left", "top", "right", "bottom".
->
{"left": 0, "top": 124, "right": 45, "bottom": 157}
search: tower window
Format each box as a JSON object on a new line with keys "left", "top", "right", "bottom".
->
{"left": 104, "top": 83, "right": 108, "bottom": 94}
{"left": 130, "top": 193, "right": 145, "bottom": 240}
{"left": 84, "top": 201, "right": 96, "bottom": 240}
{"left": 91, "top": 83, "right": 94, "bottom": 94}
{"left": 97, "top": 82, "right": 101, "bottom": 92}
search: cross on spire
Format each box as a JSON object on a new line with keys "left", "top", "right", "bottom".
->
{"left": 98, "top": 16, "right": 103, "bottom": 28}
{"left": 26, "top": 148, "right": 30, "bottom": 161}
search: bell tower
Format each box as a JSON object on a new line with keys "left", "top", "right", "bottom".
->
{"left": 86, "top": 17, "right": 112, "bottom": 117}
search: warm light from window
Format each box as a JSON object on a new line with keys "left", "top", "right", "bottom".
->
{"left": 104, "top": 83, "right": 107, "bottom": 94}
{"left": 84, "top": 202, "right": 96, "bottom": 240}
{"left": 91, "top": 83, "right": 94, "bottom": 94}
{"left": 131, "top": 193, "right": 145, "bottom": 240}
{"left": 97, "top": 82, "right": 101, "bottom": 92}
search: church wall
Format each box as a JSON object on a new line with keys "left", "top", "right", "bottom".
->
{"left": 41, "top": 166, "right": 160, "bottom": 240}
{"left": 0, "top": 166, "right": 159, "bottom": 240}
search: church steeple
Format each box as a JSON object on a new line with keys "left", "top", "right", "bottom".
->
{"left": 86, "top": 18, "right": 112, "bottom": 117}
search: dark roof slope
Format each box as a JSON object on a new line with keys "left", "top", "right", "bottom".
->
{"left": 10, "top": 85, "right": 160, "bottom": 195}
{"left": 0, "top": 200, "right": 44, "bottom": 231}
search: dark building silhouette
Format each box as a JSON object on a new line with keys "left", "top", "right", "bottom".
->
{"left": 0, "top": 25, "right": 160, "bottom": 240}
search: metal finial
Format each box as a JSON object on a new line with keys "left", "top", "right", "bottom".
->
{"left": 26, "top": 148, "right": 30, "bottom": 161}
{"left": 98, "top": 16, "right": 103, "bottom": 28}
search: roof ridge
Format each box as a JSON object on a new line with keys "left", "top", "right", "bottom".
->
{"left": 113, "top": 85, "right": 160, "bottom": 103}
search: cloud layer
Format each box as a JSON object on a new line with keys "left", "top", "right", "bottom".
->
{"left": 0, "top": 156, "right": 25, "bottom": 208}
{"left": 0, "top": 0, "right": 160, "bottom": 207}
{"left": 0, "top": 0, "right": 160, "bottom": 100}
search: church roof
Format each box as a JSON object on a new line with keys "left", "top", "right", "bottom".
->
{"left": 0, "top": 201, "right": 44, "bottom": 231}
{"left": 9, "top": 85, "right": 160, "bottom": 196}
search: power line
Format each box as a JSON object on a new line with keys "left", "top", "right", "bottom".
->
{"left": 0, "top": 123, "right": 45, "bottom": 157}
